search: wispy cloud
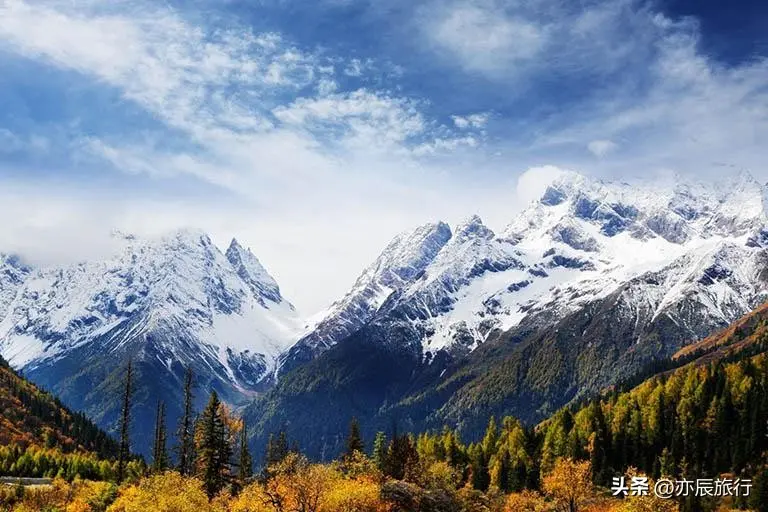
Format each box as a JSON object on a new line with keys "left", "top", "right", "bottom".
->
{"left": 451, "top": 113, "right": 490, "bottom": 130}
{"left": 426, "top": 3, "right": 546, "bottom": 76}
{"left": 0, "top": 0, "right": 766, "bottom": 311}
{"left": 0, "top": 0, "right": 472, "bottom": 191}
{"left": 587, "top": 139, "right": 618, "bottom": 158}
{"left": 413, "top": 0, "right": 768, "bottom": 174}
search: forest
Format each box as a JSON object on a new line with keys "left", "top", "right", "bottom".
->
{"left": 3, "top": 326, "right": 768, "bottom": 511}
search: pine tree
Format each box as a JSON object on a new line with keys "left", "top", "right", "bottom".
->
{"left": 151, "top": 400, "right": 169, "bottom": 473}
{"left": 345, "top": 417, "right": 365, "bottom": 458}
{"left": 116, "top": 359, "right": 133, "bottom": 485}
{"left": 384, "top": 433, "right": 419, "bottom": 481}
{"left": 265, "top": 430, "right": 289, "bottom": 468}
{"left": 238, "top": 419, "right": 252, "bottom": 483}
{"left": 372, "top": 432, "right": 387, "bottom": 471}
{"left": 176, "top": 366, "right": 195, "bottom": 476}
{"left": 196, "top": 390, "right": 231, "bottom": 499}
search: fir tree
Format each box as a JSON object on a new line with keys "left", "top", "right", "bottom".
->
{"left": 196, "top": 390, "right": 231, "bottom": 499}
{"left": 238, "top": 419, "right": 253, "bottom": 483}
{"left": 372, "top": 432, "right": 387, "bottom": 471}
{"left": 151, "top": 400, "right": 169, "bottom": 473}
{"left": 176, "top": 366, "right": 195, "bottom": 476}
{"left": 384, "top": 433, "right": 419, "bottom": 481}
{"left": 345, "top": 417, "right": 365, "bottom": 458}
{"left": 116, "top": 359, "right": 133, "bottom": 485}
{"left": 265, "top": 430, "right": 289, "bottom": 468}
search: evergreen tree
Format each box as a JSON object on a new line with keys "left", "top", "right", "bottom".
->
{"left": 264, "top": 430, "right": 290, "bottom": 469}
{"left": 116, "top": 359, "right": 133, "bottom": 485}
{"left": 176, "top": 366, "right": 195, "bottom": 476}
{"left": 238, "top": 419, "right": 253, "bottom": 483}
{"left": 372, "top": 431, "right": 387, "bottom": 471}
{"left": 151, "top": 400, "right": 169, "bottom": 473}
{"left": 345, "top": 417, "right": 365, "bottom": 458}
{"left": 469, "top": 443, "right": 490, "bottom": 491}
{"left": 384, "top": 433, "right": 419, "bottom": 481}
{"left": 196, "top": 390, "right": 231, "bottom": 499}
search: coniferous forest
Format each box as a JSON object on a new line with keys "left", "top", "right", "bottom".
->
{"left": 2, "top": 312, "right": 768, "bottom": 512}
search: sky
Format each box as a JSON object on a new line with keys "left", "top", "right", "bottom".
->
{"left": 0, "top": 0, "right": 767, "bottom": 314}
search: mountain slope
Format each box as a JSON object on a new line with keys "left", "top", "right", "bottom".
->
{"left": 0, "top": 354, "right": 117, "bottom": 458}
{"left": 535, "top": 300, "right": 768, "bottom": 492}
{"left": 279, "top": 221, "right": 451, "bottom": 374}
{"left": 0, "top": 230, "right": 302, "bottom": 455}
{"left": 246, "top": 171, "right": 768, "bottom": 458}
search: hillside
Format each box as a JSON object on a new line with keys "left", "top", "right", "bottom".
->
{"left": 0, "top": 354, "right": 117, "bottom": 458}
{"left": 672, "top": 302, "right": 768, "bottom": 363}
{"left": 530, "top": 301, "right": 768, "bottom": 510}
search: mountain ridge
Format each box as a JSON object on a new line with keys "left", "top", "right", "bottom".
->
{"left": 0, "top": 229, "right": 302, "bottom": 455}
{"left": 3, "top": 170, "right": 768, "bottom": 459}
{"left": 244, "top": 170, "right": 768, "bottom": 459}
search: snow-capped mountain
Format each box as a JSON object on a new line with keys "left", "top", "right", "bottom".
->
{"left": 0, "top": 230, "right": 301, "bottom": 379}
{"left": 244, "top": 170, "right": 768, "bottom": 458}
{"left": 0, "top": 229, "right": 301, "bottom": 454}
{"left": 0, "top": 254, "right": 30, "bottom": 323}
{"left": 279, "top": 221, "right": 452, "bottom": 373}
{"left": 291, "top": 170, "right": 768, "bottom": 365}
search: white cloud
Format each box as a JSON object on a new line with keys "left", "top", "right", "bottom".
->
{"left": 451, "top": 113, "right": 490, "bottom": 129}
{"left": 343, "top": 58, "right": 374, "bottom": 77}
{"left": 0, "top": 0, "right": 477, "bottom": 191}
{"left": 427, "top": 3, "right": 546, "bottom": 75}
{"left": 587, "top": 139, "right": 618, "bottom": 157}
{"left": 272, "top": 89, "right": 428, "bottom": 155}
{"left": 533, "top": 10, "right": 768, "bottom": 176}
{"left": 515, "top": 165, "right": 568, "bottom": 205}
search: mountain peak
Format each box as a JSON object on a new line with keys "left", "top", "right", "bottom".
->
{"left": 280, "top": 220, "right": 453, "bottom": 371}
{"left": 227, "top": 237, "right": 246, "bottom": 253}
{"left": 225, "top": 239, "right": 282, "bottom": 306}
{"left": 453, "top": 215, "right": 494, "bottom": 242}
{"left": 369, "top": 221, "right": 453, "bottom": 287}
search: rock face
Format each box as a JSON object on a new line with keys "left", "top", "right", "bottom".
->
{"left": 279, "top": 221, "right": 452, "bottom": 374}
{"left": 245, "top": 171, "right": 768, "bottom": 459}
{"left": 0, "top": 230, "right": 302, "bottom": 455}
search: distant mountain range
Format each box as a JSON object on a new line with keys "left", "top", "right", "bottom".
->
{"left": 0, "top": 232, "right": 302, "bottom": 453}
{"left": 2, "top": 170, "right": 768, "bottom": 458}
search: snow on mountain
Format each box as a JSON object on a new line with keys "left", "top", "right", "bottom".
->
{"left": 279, "top": 221, "right": 452, "bottom": 373}
{"left": 291, "top": 170, "right": 768, "bottom": 364}
{"left": 0, "top": 254, "right": 31, "bottom": 323}
{"left": 0, "top": 229, "right": 302, "bottom": 389}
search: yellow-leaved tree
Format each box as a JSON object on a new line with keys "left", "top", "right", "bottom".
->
{"left": 503, "top": 489, "right": 548, "bottom": 512}
{"left": 107, "top": 472, "right": 211, "bottom": 512}
{"left": 614, "top": 468, "right": 678, "bottom": 512}
{"left": 542, "top": 458, "right": 593, "bottom": 512}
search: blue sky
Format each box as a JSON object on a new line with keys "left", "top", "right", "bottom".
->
{"left": 0, "top": 0, "right": 767, "bottom": 313}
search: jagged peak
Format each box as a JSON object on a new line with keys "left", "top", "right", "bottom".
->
{"left": 452, "top": 215, "right": 494, "bottom": 242}
{"left": 373, "top": 221, "right": 452, "bottom": 269}
{"left": 339, "top": 221, "right": 453, "bottom": 298}
{"left": 0, "top": 253, "right": 32, "bottom": 273}
{"left": 227, "top": 237, "right": 245, "bottom": 253}
{"left": 225, "top": 238, "right": 282, "bottom": 304}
